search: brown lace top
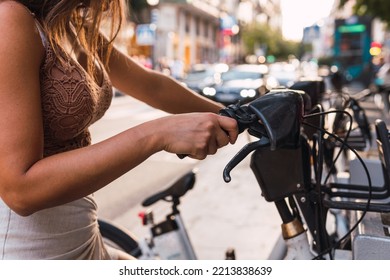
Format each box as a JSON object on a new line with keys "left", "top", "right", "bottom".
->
{"left": 39, "top": 33, "right": 113, "bottom": 157}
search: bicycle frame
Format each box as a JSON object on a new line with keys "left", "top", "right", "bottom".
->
{"left": 138, "top": 212, "right": 197, "bottom": 260}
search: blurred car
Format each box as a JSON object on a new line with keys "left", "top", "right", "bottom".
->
{"left": 268, "top": 62, "right": 301, "bottom": 88}
{"left": 179, "top": 63, "right": 229, "bottom": 94}
{"left": 201, "top": 64, "right": 272, "bottom": 105}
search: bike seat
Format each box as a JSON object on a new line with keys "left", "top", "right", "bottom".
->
{"left": 142, "top": 171, "right": 196, "bottom": 207}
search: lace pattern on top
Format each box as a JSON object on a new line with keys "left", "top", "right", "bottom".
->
{"left": 39, "top": 33, "right": 113, "bottom": 157}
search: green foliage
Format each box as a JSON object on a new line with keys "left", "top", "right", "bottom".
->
{"left": 339, "top": 0, "right": 390, "bottom": 27}
{"left": 241, "top": 23, "right": 299, "bottom": 60}
{"left": 241, "top": 23, "right": 300, "bottom": 60}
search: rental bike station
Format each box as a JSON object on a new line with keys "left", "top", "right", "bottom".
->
{"left": 99, "top": 81, "right": 390, "bottom": 260}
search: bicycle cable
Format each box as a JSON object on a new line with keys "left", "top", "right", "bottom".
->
{"left": 304, "top": 110, "right": 354, "bottom": 259}
{"left": 302, "top": 119, "right": 372, "bottom": 260}
{"left": 310, "top": 111, "right": 333, "bottom": 259}
{"left": 305, "top": 110, "right": 354, "bottom": 185}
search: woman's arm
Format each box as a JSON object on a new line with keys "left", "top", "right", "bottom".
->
{"left": 0, "top": 2, "right": 238, "bottom": 217}
{"left": 106, "top": 46, "right": 224, "bottom": 114}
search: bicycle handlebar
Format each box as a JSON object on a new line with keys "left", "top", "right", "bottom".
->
{"left": 221, "top": 89, "right": 307, "bottom": 182}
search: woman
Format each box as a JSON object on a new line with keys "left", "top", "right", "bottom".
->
{"left": 0, "top": 0, "right": 238, "bottom": 259}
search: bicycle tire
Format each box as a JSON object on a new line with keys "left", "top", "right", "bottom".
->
{"left": 98, "top": 219, "right": 142, "bottom": 258}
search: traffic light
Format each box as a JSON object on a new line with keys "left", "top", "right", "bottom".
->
{"left": 370, "top": 41, "right": 382, "bottom": 56}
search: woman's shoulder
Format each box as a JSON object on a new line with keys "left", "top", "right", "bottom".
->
{"left": 0, "top": 1, "right": 45, "bottom": 67}
{"left": 0, "top": 0, "right": 32, "bottom": 14}
{"left": 0, "top": 1, "right": 35, "bottom": 22}
{"left": 0, "top": 1, "right": 37, "bottom": 34}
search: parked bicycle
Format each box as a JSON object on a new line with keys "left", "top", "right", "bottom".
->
{"left": 291, "top": 76, "right": 372, "bottom": 177}
{"left": 99, "top": 85, "right": 390, "bottom": 260}
{"left": 98, "top": 170, "right": 198, "bottom": 259}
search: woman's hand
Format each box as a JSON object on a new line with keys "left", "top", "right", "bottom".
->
{"left": 157, "top": 113, "right": 238, "bottom": 160}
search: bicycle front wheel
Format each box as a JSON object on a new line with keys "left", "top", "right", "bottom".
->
{"left": 98, "top": 219, "right": 142, "bottom": 258}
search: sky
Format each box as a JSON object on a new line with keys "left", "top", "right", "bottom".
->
{"left": 280, "top": 0, "right": 335, "bottom": 41}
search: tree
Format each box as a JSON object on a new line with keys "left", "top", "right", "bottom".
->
{"left": 241, "top": 23, "right": 300, "bottom": 61}
{"left": 339, "top": 0, "right": 390, "bottom": 27}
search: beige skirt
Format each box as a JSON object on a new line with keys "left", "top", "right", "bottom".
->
{"left": 0, "top": 195, "right": 111, "bottom": 260}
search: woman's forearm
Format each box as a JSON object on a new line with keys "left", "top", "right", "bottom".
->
{"left": 4, "top": 119, "right": 162, "bottom": 216}
{"left": 2, "top": 113, "right": 237, "bottom": 216}
{"left": 107, "top": 48, "right": 224, "bottom": 114}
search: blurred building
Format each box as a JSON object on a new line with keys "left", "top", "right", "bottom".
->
{"left": 303, "top": 0, "right": 389, "bottom": 86}
{"left": 117, "top": 0, "right": 282, "bottom": 71}
{"left": 154, "top": 0, "right": 221, "bottom": 70}
{"left": 304, "top": 0, "right": 388, "bottom": 61}
{"left": 330, "top": 0, "right": 387, "bottom": 46}
{"left": 123, "top": 0, "right": 223, "bottom": 71}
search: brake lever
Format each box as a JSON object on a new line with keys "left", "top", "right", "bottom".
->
{"left": 223, "top": 136, "right": 270, "bottom": 182}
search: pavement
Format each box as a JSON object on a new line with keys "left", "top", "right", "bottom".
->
{"left": 93, "top": 86, "right": 390, "bottom": 260}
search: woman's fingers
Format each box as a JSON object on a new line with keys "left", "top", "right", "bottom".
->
{"left": 161, "top": 113, "right": 238, "bottom": 159}
{"left": 217, "top": 115, "right": 239, "bottom": 145}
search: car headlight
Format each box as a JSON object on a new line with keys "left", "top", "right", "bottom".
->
{"left": 203, "top": 87, "right": 216, "bottom": 96}
{"left": 240, "top": 89, "right": 256, "bottom": 98}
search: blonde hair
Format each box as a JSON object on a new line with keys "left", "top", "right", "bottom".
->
{"left": 19, "top": 0, "right": 126, "bottom": 76}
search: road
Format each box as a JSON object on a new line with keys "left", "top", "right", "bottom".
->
{"left": 90, "top": 95, "right": 281, "bottom": 260}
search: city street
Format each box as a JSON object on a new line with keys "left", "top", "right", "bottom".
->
{"left": 90, "top": 90, "right": 390, "bottom": 260}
